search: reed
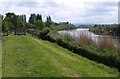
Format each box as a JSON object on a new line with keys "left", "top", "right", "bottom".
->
{"left": 74, "top": 33, "right": 116, "bottom": 51}
{"left": 59, "top": 32, "right": 116, "bottom": 51}
{"left": 75, "top": 32, "right": 95, "bottom": 47}
{"left": 96, "top": 36, "right": 115, "bottom": 50}
{"left": 59, "top": 32, "right": 74, "bottom": 42}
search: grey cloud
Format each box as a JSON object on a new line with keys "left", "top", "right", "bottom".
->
{"left": 101, "top": 2, "right": 117, "bottom": 7}
{"left": 40, "top": 1, "right": 64, "bottom": 9}
{"left": 1, "top": 1, "right": 117, "bottom": 24}
{"left": 44, "top": 1, "right": 60, "bottom": 8}
{"left": 16, "top": 2, "right": 39, "bottom": 8}
{"left": 1, "top": 2, "right": 17, "bottom": 14}
{"left": 84, "top": 2, "right": 117, "bottom": 17}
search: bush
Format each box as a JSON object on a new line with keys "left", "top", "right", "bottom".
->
{"left": 55, "top": 37, "right": 120, "bottom": 71}
{"left": 39, "top": 27, "right": 50, "bottom": 40}
{"left": 28, "top": 27, "right": 120, "bottom": 71}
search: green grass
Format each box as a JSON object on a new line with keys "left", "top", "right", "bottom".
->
{"left": 2, "top": 35, "right": 118, "bottom": 77}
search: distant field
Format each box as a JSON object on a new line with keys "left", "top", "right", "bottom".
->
{"left": 2, "top": 35, "right": 118, "bottom": 77}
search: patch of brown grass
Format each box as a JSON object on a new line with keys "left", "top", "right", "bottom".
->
{"left": 96, "top": 36, "right": 115, "bottom": 50}
{"left": 59, "top": 32, "right": 116, "bottom": 50}
{"left": 75, "top": 33, "right": 95, "bottom": 47}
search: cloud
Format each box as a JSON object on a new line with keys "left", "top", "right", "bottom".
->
{"left": 16, "top": 2, "right": 39, "bottom": 8}
{"left": 82, "top": 2, "right": 117, "bottom": 17}
{"left": 0, "top": 0, "right": 118, "bottom": 24}
{"left": 43, "top": 1, "right": 61, "bottom": 8}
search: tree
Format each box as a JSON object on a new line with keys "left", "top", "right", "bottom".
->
{"left": 5, "top": 14, "right": 26, "bottom": 35}
{"left": 5, "top": 12, "right": 17, "bottom": 26}
{"left": 35, "top": 20, "right": 44, "bottom": 30}
{"left": 36, "top": 14, "right": 42, "bottom": 21}
{"left": 19, "top": 15, "right": 26, "bottom": 22}
{"left": 45, "top": 16, "right": 53, "bottom": 27}
{"left": 39, "top": 27, "right": 50, "bottom": 39}
{"left": 0, "top": 14, "right": 3, "bottom": 32}
{"left": 14, "top": 15, "right": 28, "bottom": 35}
{"left": 18, "top": 21, "right": 26, "bottom": 34}
{"left": 2, "top": 13, "right": 28, "bottom": 35}
{"left": 2, "top": 21, "right": 12, "bottom": 36}
{"left": 4, "top": 12, "right": 18, "bottom": 32}
{"left": 25, "top": 23, "right": 35, "bottom": 29}
{"left": 29, "top": 14, "right": 37, "bottom": 24}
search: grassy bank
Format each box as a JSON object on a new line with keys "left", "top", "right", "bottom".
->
{"left": 2, "top": 35, "right": 118, "bottom": 77}
{"left": 57, "top": 31, "right": 120, "bottom": 71}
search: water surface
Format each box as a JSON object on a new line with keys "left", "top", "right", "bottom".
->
{"left": 58, "top": 28, "right": 120, "bottom": 49}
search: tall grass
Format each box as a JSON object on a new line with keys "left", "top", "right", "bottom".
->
{"left": 59, "top": 32, "right": 117, "bottom": 51}
{"left": 74, "top": 33, "right": 117, "bottom": 51}
{"left": 96, "top": 36, "right": 115, "bottom": 50}
{"left": 59, "top": 32, "right": 74, "bottom": 42}
{"left": 75, "top": 33, "right": 96, "bottom": 48}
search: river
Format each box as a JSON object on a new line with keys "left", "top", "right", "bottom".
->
{"left": 58, "top": 28, "right": 120, "bottom": 49}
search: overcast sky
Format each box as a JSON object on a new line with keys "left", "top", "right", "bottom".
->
{"left": 0, "top": 0, "right": 119, "bottom": 24}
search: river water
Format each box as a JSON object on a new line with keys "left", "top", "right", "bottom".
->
{"left": 58, "top": 28, "right": 120, "bottom": 49}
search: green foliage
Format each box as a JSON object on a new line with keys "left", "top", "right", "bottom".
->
{"left": 39, "top": 27, "right": 50, "bottom": 39}
{"left": 29, "top": 14, "right": 37, "bottom": 24}
{"left": 2, "top": 20, "right": 13, "bottom": 36}
{"left": 19, "top": 15, "right": 26, "bottom": 22}
{"left": 37, "top": 25, "right": 120, "bottom": 72}
{"left": 2, "top": 12, "right": 120, "bottom": 73}
{"left": 89, "top": 24, "right": 120, "bottom": 36}
{"left": 63, "top": 34, "right": 74, "bottom": 42}
{"left": 5, "top": 13, "right": 18, "bottom": 29}
{"left": 2, "top": 21, "right": 10, "bottom": 32}
{"left": 25, "top": 23, "right": 35, "bottom": 29}
{"left": 15, "top": 21, "right": 26, "bottom": 35}
{"left": 29, "top": 14, "right": 43, "bottom": 25}
{"left": 14, "top": 15, "right": 27, "bottom": 35}
{"left": 36, "top": 14, "right": 42, "bottom": 21}
{"left": 50, "top": 22, "right": 77, "bottom": 31}
{"left": 45, "top": 16, "right": 53, "bottom": 27}
{"left": 2, "top": 12, "right": 27, "bottom": 35}
{"left": 0, "top": 14, "right": 2, "bottom": 34}
{"left": 35, "top": 20, "right": 44, "bottom": 30}
{"left": 56, "top": 36, "right": 120, "bottom": 71}
{"left": 2, "top": 35, "right": 118, "bottom": 77}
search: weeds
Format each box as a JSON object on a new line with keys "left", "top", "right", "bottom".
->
{"left": 96, "top": 36, "right": 115, "bottom": 50}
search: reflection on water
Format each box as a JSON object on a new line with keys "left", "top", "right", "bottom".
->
{"left": 58, "top": 28, "right": 120, "bottom": 49}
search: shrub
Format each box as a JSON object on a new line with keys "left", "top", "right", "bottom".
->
{"left": 39, "top": 27, "right": 50, "bottom": 40}
{"left": 74, "top": 33, "right": 96, "bottom": 48}
{"left": 55, "top": 37, "right": 120, "bottom": 71}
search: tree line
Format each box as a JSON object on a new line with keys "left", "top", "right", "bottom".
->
{"left": 89, "top": 24, "right": 120, "bottom": 36}
{"left": 1, "top": 12, "right": 53, "bottom": 36}
{"left": 1, "top": 13, "right": 120, "bottom": 72}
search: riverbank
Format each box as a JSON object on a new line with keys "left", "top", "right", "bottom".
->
{"left": 2, "top": 35, "right": 118, "bottom": 77}
{"left": 56, "top": 28, "right": 120, "bottom": 72}
{"left": 58, "top": 28, "right": 120, "bottom": 49}
{"left": 89, "top": 24, "right": 120, "bottom": 36}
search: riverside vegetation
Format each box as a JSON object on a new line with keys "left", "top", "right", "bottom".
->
{"left": 89, "top": 24, "right": 120, "bottom": 36}
{"left": 3, "top": 35, "right": 118, "bottom": 77}
{"left": 1, "top": 13, "right": 120, "bottom": 77}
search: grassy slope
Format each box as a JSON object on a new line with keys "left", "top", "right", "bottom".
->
{"left": 2, "top": 35, "right": 118, "bottom": 77}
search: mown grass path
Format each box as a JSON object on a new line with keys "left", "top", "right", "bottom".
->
{"left": 2, "top": 35, "right": 118, "bottom": 77}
